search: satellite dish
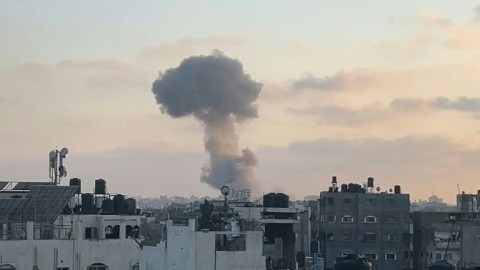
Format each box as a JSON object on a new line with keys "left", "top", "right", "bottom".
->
{"left": 389, "top": 188, "right": 393, "bottom": 193}
{"left": 221, "top": 186, "right": 230, "bottom": 197}
{"left": 60, "top": 147, "right": 69, "bottom": 157}
{"left": 376, "top": 187, "right": 381, "bottom": 192}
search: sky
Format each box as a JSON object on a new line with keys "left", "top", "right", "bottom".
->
{"left": 1, "top": 1, "right": 480, "bottom": 203}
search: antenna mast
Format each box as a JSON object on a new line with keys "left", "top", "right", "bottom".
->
{"left": 49, "top": 147, "right": 69, "bottom": 185}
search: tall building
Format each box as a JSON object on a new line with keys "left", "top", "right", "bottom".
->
{"left": 318, "top": 176, "right": 411, "bottom": 270}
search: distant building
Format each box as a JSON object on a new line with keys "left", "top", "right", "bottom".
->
{"left": 317, "top": 176, "right": 411, "bottom": 270}
{"left": 413, "top": 211, "right": 480, "bottom": 270}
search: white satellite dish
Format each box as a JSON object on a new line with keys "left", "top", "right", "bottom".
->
{"left": 376, "top": 186, "right": 381, "bottom": 192}
{"left": 221, "top": 186, "right": 230, "bottom": 197}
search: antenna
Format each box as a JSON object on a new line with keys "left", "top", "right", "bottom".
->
{"left": 49, "top": 147, "right": 69, "bottom": 185}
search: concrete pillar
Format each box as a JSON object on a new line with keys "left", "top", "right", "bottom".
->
{"left": 27, "top": 221, "right": 34, "bottom": 240}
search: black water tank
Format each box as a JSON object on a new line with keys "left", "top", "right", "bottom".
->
{"left": 69, "top": 178, "right": 81, "bottom": 194}
{"left": 81, "top": 193, "right": 94, "bottom": 214}
{"left": 125, "top": 198, "right": 136, "bottom": 215}
{"left": 94, "top": 179, "right": 106, "bottom": 194}
{"left": 367, "top": 177, "right": 374, "bottom": 188}
{"left": 341, "top": 184, "right": 348, "bottom": 192}
{"left": 274, "top": 193, "right": 289, "bottom": 208}
{"left": 347, "top": 183, "right": 355, "bottom": 193}
{"left": 394, "top": 185, "right": 401, "bottom": 194}
{"left": 101, "top": 198, "right": 114, "bottom": 214}
{"left": 113, "top": 194, "right": 125, "bottom": 215}
{"left": 263, "top": 193, "right": 275, "bottom": 207}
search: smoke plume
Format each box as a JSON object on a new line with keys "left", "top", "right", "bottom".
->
{"left": 152, "top": 51, "right": 262, "bottom": 191}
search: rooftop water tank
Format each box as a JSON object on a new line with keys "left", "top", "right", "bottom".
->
{"left": 94, "top": 179, "right": 106, "bottom": 194}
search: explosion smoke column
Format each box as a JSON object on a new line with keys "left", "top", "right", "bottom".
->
{"left": 152, "top": 51, "right": 262, "bottom": 191}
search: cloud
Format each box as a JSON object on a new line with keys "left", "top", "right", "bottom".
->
{"left": 291, "top": 70, "right": 375, "bottom": 91}
{"left": 288, "top": 104, "right": 389, "bottom": 126}
{"left": 444, "top": 27, "right": 480, "bottom": 50}
{"left": 413, "top": 10, "right": 455, "bottom": 28}
{"left": 393, "top": 97, "right": 480, "bottom": 113}
{"left": 257, "top": 136, "right": 480, "bottom": 202}
{"left": 475, "top": 4, "right": 480, "bottom": 22}
{"left": 288, "top": 97, "right": 480, "bottom": 127}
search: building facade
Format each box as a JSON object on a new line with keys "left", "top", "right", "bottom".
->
{"left": 318, "top": 177, "right": 411, "bottom": 270}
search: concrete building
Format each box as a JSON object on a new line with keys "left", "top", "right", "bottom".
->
{"left": 317, "top": 177, "right": 411, "bottom": 270}
{"left": 0, "top": 181, "right": 142, "bottom": 270}
{"left": 413, "top": 211, "right": 480, "bottom": 270}
{"left": 141, "top": 218, "right": 266, "bottom": 270}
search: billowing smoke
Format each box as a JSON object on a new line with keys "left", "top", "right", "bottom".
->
{"left": 152, "top": 51, "right": 262, "bottom": 191}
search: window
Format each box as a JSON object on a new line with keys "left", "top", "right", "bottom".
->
{"left": 126, "top": 225, "right": 139, "bottom": 238}
{"left": 131, "top": 262, "right": 139, "bottom": 270}
{"left": 341, "top": 215, "right": 354, "bottom": 223}
{"left": 343, "top": 198, "right": 352, "bottom": 204}
{"left": 0, "top": 264, "right": 15, "bottom": 270}
{"left": 384, "top": 216, "right": 397, "bottom": 224}
{"left": 366, "top": 198, "right": 375, "bottom": 205}
{"left": 386, "top": 198, "right": 394, "bottom": 205}
{"left": 435, "top": 253, "right": 442, "bottom": 261}
{"left": 85, "top": 227, "right": 97, "bottom": 239}
{"left": 320, "top": 215, "right": 326, "bottom": 222}
{"left": 386, "top": 233, "right": 397, "bottom": 241}
{"left": 105, "top": 225, "right": 120, "bottom": 239}
{"left": 364, "top": 253, "right": 378, "bottom": 261}
{"left": 341, "top": 233, "right": 353, "bottom": 241}
{"left": 57, "top": 268, "right": 69, "bottom": 270}
{"left": 364, "top": 216, "right": 377, "bottom": 223}
{"left": 385, "top": 253, "right": 397, "bottom": 260}
{"left": 363, "top": 232, "right": 377, "bottom": 241}
{"left": 445, "top": 253, "right": 453, "bottom": 260}
{"left": 327, "top": 215, "right": 336, "bottom": 222}
{"left": 88, "top": 263, "right": 108, "bottom": 270}
{"left": 326, "top": 232, "right": 334, "bottom": 241}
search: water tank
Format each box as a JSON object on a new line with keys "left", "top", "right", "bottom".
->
{"left": 113, "top": 194, "right": 125, "bottom": 215}
{"left": 347, "top": 183, "right": 355, "bottom": 193}
{"left": 101, "top": 198, "right": 114, "bottom": 214}
{"left": 367, "top": 177, "right": 374, "bottom": 188}
{"left": 125, "top": 198, "right": 136, "bottom": 215}
{"left": 95, "top": 195, "right": 105, "bottom": 209}
{"left": 263, "top": 193, "right": 275, "bottom": 207}
{"left": 341, "top": 184, "right": 348, "bottom": 192}
{"left": 81, "top": 193, "right": 94, "bottom": 214}
{"left": 94, "top": 179, "right": 106, "bottom": 194}
{"left": 69, "top": 178, "right": 81, "bottom": 194}
{"left": 334, "top": 254, "right": 372, "bottom": 270}
{"left": 274, "top": 193, "right": 289, "bottom": 208}
{"left": 394, "top": 185, "right": 401, "bottom": 194}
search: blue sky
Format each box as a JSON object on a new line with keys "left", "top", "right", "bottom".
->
{"left": 1, "top": 1, "right": 480, "bottom": 202}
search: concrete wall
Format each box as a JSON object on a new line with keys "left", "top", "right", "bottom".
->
{"left": 141, "top": 219, "right": 266, "bottom": 270}
{"left": 0, "top": 215, "right": 142, "bottom": 270}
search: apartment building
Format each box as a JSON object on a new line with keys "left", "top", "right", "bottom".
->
{"left": 318, "top": 177, "right": 411, "bottom": 270}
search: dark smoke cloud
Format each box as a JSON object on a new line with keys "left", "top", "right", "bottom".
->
{"left": 152, "top": 51, "right": 262, "bottom": 191}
